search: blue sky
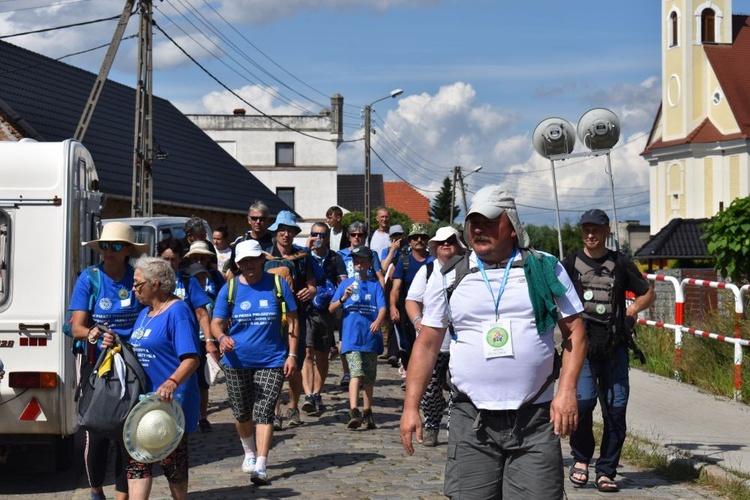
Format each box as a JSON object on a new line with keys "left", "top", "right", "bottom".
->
{"left": 5, "top": 0, "right": 741, "bottom": 225}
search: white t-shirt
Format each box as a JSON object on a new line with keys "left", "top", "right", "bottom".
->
{"left": 421, "top": 251, "right": 583, "bottom": 410}
{"left": 216, "top": 247, "right": 232, "bottom": 270}
{"left": 329, "top": 228, "right": 344, "bottom": 252}
{"left": 406, "top": 262, "right": 451, "bottom": 353}
{"left": 369, "top": 230, "right": 391, "bottom": 257}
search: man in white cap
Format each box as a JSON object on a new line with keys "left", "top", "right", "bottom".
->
{"left": 400, "top": 184, "right": 587, "bottom": 499}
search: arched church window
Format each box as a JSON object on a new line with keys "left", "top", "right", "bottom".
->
{"left": 670, "top": 11, "right": 679, "bottom": 47}
{"left": 701, "top": 8, "right": 716, "bottom": 43}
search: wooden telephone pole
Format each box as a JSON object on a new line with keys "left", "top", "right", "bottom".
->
{"left": 131, "top": 0, "right": 154, "bottom": 217}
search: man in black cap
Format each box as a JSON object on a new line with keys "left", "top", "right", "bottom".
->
{"left": 563, "top": 208, "right": 654, "bottom": 493}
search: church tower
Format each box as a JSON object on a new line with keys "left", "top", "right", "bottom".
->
{"left": 642, "top": 0, "right": 749, "bottom": 234}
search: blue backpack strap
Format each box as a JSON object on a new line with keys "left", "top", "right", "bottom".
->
{"left": 85, "top": 264, "right": 103, "bottom": 311}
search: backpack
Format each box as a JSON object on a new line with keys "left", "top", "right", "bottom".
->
{"left": 226, "top": 273, "right": 286, "bottom": 332}
{"left": 562, "top": 250, "right": 644, "bottom": 362}
{"left": 76, "top": 336, "right": 148, "bottom": 438}
{"left": 63, "top": 265, "right": 102, "bottom": 340}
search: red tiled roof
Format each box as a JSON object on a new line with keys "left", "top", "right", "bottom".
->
{"left": 383, "top": 182, "right": 431, "bottom": 223}
{"left": 704, "top": 15, "right": 750, "bottom": 137}
{"left": 642, "top": 15, "right": 750, "bottom": 155}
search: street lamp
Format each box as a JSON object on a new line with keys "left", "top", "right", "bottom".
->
{"left": 532, "top": 109, "right": 622, "bottom": 258}
{"left": 450, "top": 165, "right": 483, "bottom": 222}
{"left": 364, "top": 88, "right": 403, "bottom": 235}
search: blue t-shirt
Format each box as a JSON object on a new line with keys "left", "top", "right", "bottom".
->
{"left": 212, "top": 273, "right": 298, "bottom": 369}
{"left": 336, "top": 248, "right": 383, "bottom": 280}
{"left": 69, "top": 264, "right": 144, "bottom": 357}
{"left": 129, "top": 300, "right": 201, "bottom": 433}
{"left": 392, "top": 253, "right": 435, "bottom": 290}
{"left": 174, "top": 272, "right": 211, "bottom": 311}
{"left": 332, "top": 278, "right": 386, "bottom": 355}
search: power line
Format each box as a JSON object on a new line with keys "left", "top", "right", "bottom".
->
{"left": 371, "top": 146, "right": 440, "bottom": 194}
{"left": 152, "top": 20, "right": 362, "bottom": 144}
{"left": 0, "top": 0, "right": 91, "bottom": 15}
{"left": 0, "top": 12, "right": 121, "bottom": 39}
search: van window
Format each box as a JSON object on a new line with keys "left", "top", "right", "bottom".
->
{"left": 0, "top": 210, "right": 9, "bottom": 307}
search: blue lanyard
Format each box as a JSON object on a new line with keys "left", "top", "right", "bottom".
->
{"left": 476, "top": 248, "right": 517, "bottom": 321}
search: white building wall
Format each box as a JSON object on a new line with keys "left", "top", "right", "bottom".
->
{"left": 187, "top": 114, "right": 340, "bottom": 231}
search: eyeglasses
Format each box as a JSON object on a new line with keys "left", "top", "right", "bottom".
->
{"left": 349, "top": 233, "right": 364, "bottom": 238}
{"left": 100, "top": 241, "right": 127, "bottom": 252}
{"left": 132, "top": 281, "right": 148, "bottom": 291}
{"left": 249, "top": 216, "right": 267, "bottom": 222}
{"left": 311, "top": 231, "right": 328, "bottom": 238}
{"left": 439, "top": 237, "right": 458, "bottom": 246}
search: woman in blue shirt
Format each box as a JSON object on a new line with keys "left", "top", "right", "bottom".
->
{"left": 71, "top": 222, "right": 148, "bottom": 500}
{"left": 103, "top": 256, "right": 200, "bottom": 499}
{"left": 210, "top": 240, "right": 299, "bottom": 486}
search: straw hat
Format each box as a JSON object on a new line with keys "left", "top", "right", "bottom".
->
{"left": 83, "top": 222, "right": 150, "bottom": 255}
{"left": 123, "top": 393, "right": 185, "bottom": 463}
{"left": 184, "top": 240, "right": 214, "bottom": 258}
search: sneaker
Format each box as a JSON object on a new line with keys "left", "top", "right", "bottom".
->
{"left": 286, "top": 407, "right": 302, "bottom": 427}
{"left": 301, "top": 395, "right": 316, "bottom": 414}
{"left": 339, "top": 373, "right": 350, "bottom": 387}
{"left": 273, "top": 412, "right": 283, "bottom": 431}
{"left": 250, "top": 468, "right": 269, "bottom": 486}
{"left": 362, "top": 409, "right": 377, "bottom": 430}
{"left": 198, "top": 417, "right": 212, "bottom": 432}
{"left": 90, "top": 492, "right": 106, "bottom": 500}
{"left": 347, "top": 408, "right": 362, "bottom": 429}
{"left": 422, "top": 427, "right": 438, "bottom": 447}
{"left": 388, "top": 355, "right": 400, "bottom": 367}
{"left": 313, "top": 393, "right": 325, "bottom": 413}
{"left": 241, "top": 456, "right": 256, "bottom": 473}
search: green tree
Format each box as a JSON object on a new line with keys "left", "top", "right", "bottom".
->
{"left": 430, "top": 176, "right": 459, "bottom": 223}
{"left": 701, "top": 196, "right": 750, "bottom": 282}
{"left": 526, "top": 221, "right": 581, "bottom": 257}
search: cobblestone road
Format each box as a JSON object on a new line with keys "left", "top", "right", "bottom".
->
{"left": 2, "top": 357, "right": 716, "bottom": 499}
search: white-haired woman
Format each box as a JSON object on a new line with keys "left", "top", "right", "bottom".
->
{"left": 404, "top": 226, "right": 467, "bottom": 447}
{"left": 103, "top": 256, "right": 200, "bottom": 499}
{"left": 71, "top": 222, "right": 149, "bottom": 500}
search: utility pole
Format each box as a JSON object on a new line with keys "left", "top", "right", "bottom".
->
{"left": 364, "top": 104, "right": 372, "bottom": 235}
{"left": 132, "top": 0, "right": 154, "bottom": 217}
{"left": 449, "top": 166, "right": 459, "bottom": 223}
{"left": 458, "top": 168, "right": 469, "bottom": 216}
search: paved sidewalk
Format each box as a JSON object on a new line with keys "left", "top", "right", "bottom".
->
{"left": 1, "top": 359, "right": 722, "bottom": 499}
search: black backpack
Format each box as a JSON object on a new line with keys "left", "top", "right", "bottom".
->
{"left": 76, "top": 336, "right": 148, "bottom": 438}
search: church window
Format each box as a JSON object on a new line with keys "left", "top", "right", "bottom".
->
{"left": 670, "top": 11, "right": 679, "bottom": 47}
{"left": 701, "top": 8, "right": 716, "bottom": 43}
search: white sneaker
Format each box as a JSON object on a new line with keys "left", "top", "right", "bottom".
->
{"left": 241, "top": 456, "right": 256, "bottom": 473}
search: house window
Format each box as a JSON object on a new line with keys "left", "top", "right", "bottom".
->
{"left": 701, "top": 8, "right": 715, "bottom": 43}
{"left": 276, "top": 187, "right": 295, "bottom": 210}
{"left": 670, "top": 11, "right": 679, "bottom": 47}
{"left": 275, "top": 143, "right": 294, "bottom": 166}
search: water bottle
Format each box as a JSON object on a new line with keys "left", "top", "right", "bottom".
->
{"left": 351, "top": 275, "right": 361, "bottom": 302}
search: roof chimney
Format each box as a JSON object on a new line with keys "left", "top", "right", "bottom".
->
{"left": 233, "top": 108, "right": 246, "bottom": 116}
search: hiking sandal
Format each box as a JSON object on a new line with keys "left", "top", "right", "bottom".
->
{"left": 568, "top": 463, "right": 589, "bottom": 486}
{"left": 595, "top": 475, "right": 619, "bottom": 492}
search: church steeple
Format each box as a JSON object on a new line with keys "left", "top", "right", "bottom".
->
{"left": 662, "top": 1, "right": 731, "bottom": 142}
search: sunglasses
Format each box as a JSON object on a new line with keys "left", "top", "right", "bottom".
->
{"left": 132, "top": 280, "right": 148, "bottom": 291}
{"left": 350, "top": 233, "right": 365, "bottom": 238}
{"left": 99, "top": 241, "right": 127, "bottom": 252}
{"left": 311, "top": 231, "right": 328, "bottom": 238}
{"left": 409, "top": 235, "right": 428, "bottom": 241}
{"left": 438, "top": 236, "right": 458, "bottom": 246}
{"left": 249, "top": 216, "right": 267, "bottom": 222}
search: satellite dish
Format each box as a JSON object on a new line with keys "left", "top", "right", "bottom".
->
{"left": 577, "top": 108, "right": 620, "bottom": 150}
{"left": 532, "top": 118, "right": 576, "bottom": 158}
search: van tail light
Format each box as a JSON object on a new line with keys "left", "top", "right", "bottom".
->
{"left": 8, "top": 372, "right": 58, "bottom": 389}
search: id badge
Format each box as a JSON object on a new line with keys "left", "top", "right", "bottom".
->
{"left": 482, "top": 320, "right": 513, "bottom": 359}
{"left": 120, "top": 297, "right": 131, "bottom": 308}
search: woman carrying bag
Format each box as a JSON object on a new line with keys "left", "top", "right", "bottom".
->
{"left": 70, "top": 222, "right": 148, "bottom": 500}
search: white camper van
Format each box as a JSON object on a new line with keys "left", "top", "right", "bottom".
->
{"left": 0, "top": 139, "right": 101, "bottom": 470}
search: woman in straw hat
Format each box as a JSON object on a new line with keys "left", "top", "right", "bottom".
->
{"left": 70, "top": 221, "right": 149, "bottom": 500}
{"left": 102, "top": 256, "right": 200, "bottom": 499}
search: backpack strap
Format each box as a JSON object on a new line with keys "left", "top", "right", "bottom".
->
{"left": 424, "top": 261, "right": 435, "bottom": 285}
{"left": 86, "top": 264, "right": 102, "bottom": 311}
{"left": 274, "top": 274, "right": 286, "bottom": 322}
